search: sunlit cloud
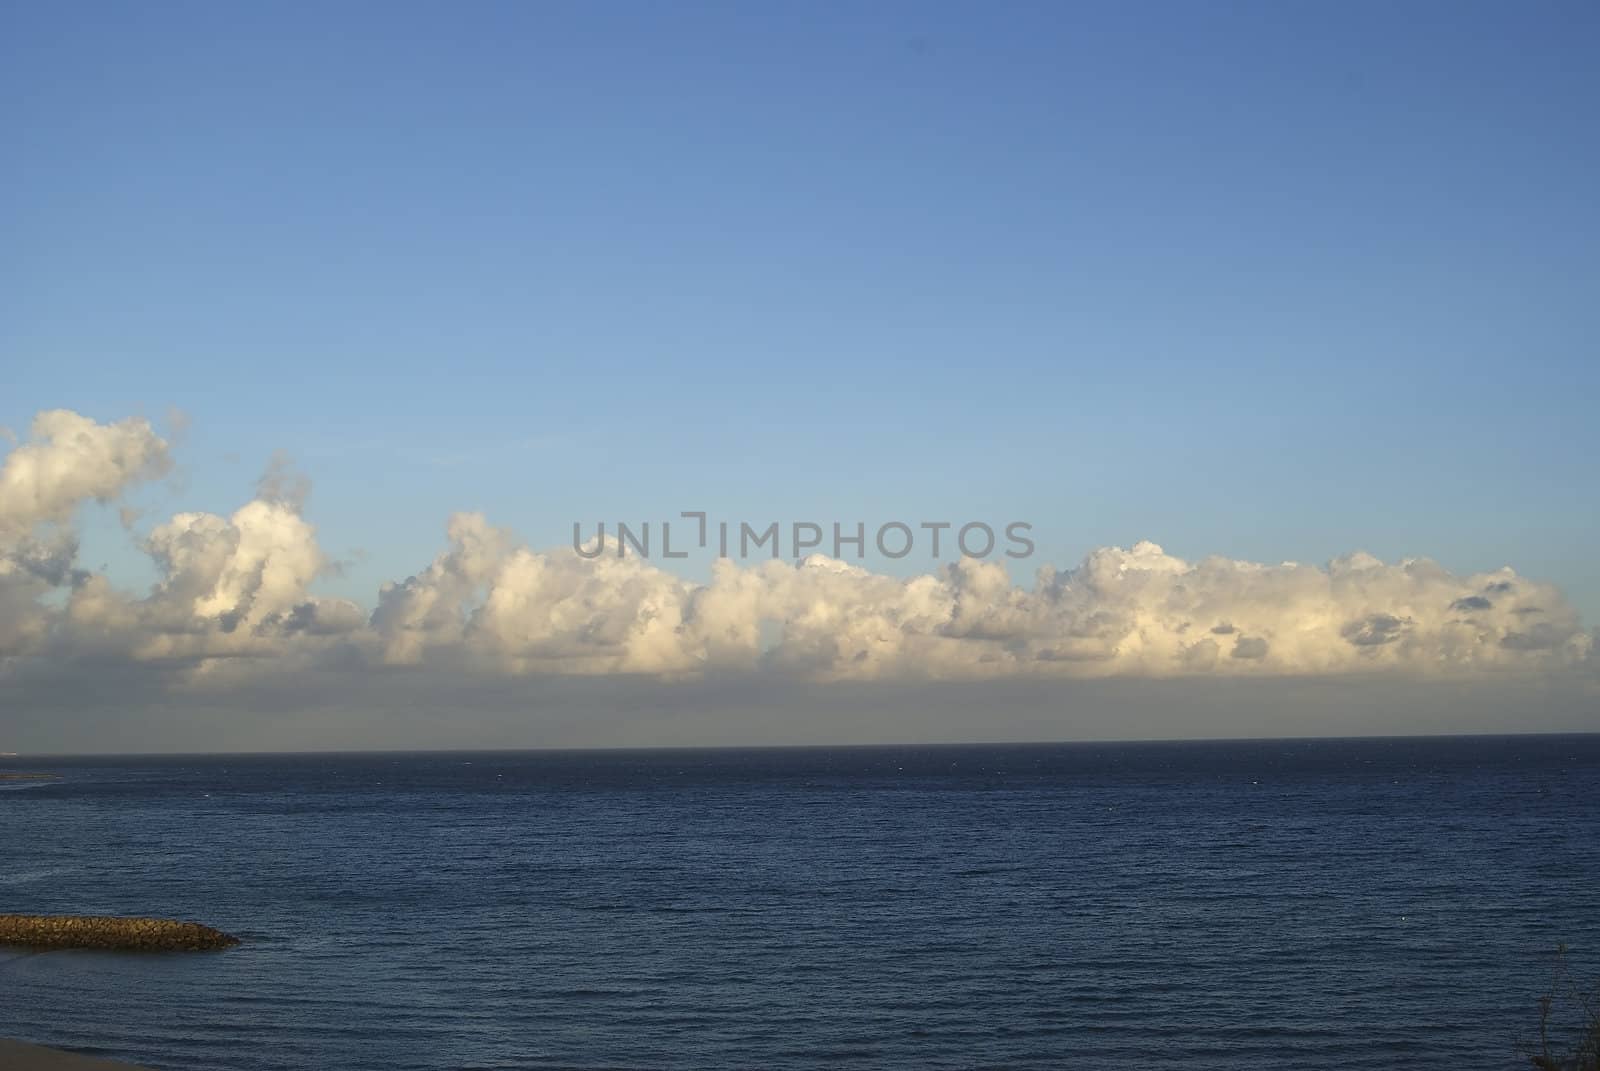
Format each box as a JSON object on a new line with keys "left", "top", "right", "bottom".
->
{"left": 1, "top": 411, "right": 1592, "bottom": 692}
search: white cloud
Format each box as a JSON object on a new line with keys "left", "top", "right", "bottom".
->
{"left": 370, "top": 512, "right": 518, "bottom": 666}
{"left": 361, "top": 525, "right": 1589, "bottom": 681}
{"left": 0, "top": 410, "right": 171, "bottom": 661}
{"left": 0, "top": 410, "right": 1592, "bottom": 691}
{"left": 0, "top": 409, "right": 169, "bottom": 541}
{"left": 64, "top": 505, "right": 365, "bottom": 679}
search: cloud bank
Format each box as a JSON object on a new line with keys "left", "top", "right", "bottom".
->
{"left": 1, "top": 411, "right": 1592, "bottom": 700}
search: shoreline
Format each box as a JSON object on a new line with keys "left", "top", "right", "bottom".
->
{"left": 0, "top": 1039, "right": 154, "bottom": 1070}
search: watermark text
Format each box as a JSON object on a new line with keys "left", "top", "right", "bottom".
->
{"left": 573, "top": 512, "right": 1035, "bottom": 561}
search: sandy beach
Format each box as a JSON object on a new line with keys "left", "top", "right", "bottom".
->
{"left": 0, "top": 1039, "right": 153, "bottom": 1070}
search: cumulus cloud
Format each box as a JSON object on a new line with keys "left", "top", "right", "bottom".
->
{"left": 353, "top": 525, "right": 1591, "bottom": 682}
{"left": 61, "top": 475, "right": 366, "bottom": 670}
{"left": 0, "top": 410, "right": 169, "bottom": 540}
{"left": 0, "top": 410, "right": 1593, "bottom": 695}
{"left": 0, "top": 410, "right": 172, "bottom": 662}
{"left": 0, "top": 414, "right": 367, "bottom": 675}
{"left": 254, "top": 449, "right": 312, "bottom": 511}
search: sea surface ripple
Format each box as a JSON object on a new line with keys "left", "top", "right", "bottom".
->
{"left": 2, "top": 735, "right": 1597, "bottom": 1069}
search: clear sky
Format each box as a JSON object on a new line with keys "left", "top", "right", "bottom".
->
{"left": 3, "top": 2, "right": 1598, "bottom": 750}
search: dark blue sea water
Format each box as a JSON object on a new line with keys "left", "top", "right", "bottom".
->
{"left": 2, "top": 736, "right": 1598, "bottom": 1070}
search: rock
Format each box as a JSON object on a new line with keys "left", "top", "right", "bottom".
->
{"left": 0, "top": 914, "right": 240, "bottom": 951}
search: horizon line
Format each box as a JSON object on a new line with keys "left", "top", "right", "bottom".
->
{"left": 6, "top": 727, "right": 1598, "bottom": 760}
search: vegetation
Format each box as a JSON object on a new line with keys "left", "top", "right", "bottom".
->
{"left": 1527, "top": 946, "right": 1600, "bottom": 1071}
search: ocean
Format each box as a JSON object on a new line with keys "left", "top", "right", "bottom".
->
{"left": 2, "top": 736, "right": 1597, "bottom": 1070}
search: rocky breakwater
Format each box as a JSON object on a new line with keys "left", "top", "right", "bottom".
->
{"left": 0, "top": 914, "right": 240, "bottom": 951}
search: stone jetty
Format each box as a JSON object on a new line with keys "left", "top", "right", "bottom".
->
{"left": 0, "top": 914, "right": 240, "bottom": 951}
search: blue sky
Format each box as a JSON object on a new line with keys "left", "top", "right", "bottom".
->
{"left": 6, "top": 1, "right": 1598, "bottom": 621}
